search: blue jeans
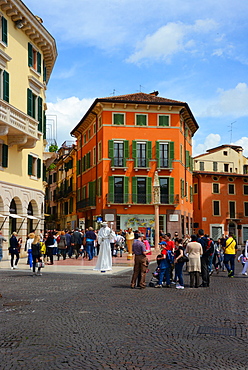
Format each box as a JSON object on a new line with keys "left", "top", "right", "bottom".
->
{"left": 224, "top": 254, "right": 235, "bottom": 276}
{"left": 174, "top": 262, "right": 184, "bottom": 286}
{"left": 158, "top": 259, "right": 170, "bottom": 286}
{"left": 86, "top": 241, "right": 94, "bottom": 260}
{"left": 28, "top": 250, "right": 33, "bottom": 268}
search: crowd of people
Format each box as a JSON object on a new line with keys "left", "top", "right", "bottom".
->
{"left": 1, "top": 226, "right": 247, "bottom": 282}
{"left": 130, "top": 229, "right": 248, "bottom": 289}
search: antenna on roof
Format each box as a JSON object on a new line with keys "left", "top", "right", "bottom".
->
{"left": 228, "top": 121, "right": 236, "bottom": 143}
{"left": 110, "top": 89, "right": 119, "bottom": 96}
{"left": 137, "top": 85, "right": 145, "bottom": 92}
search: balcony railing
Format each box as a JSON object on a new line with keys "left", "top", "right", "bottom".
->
{"left": 0, "top": 99, "right": 40, "bottom": 150}
{"left": 77, "top": 198, "right": 96, "bottom": 210}
{"left": 106, "top": 193, "right": 179, "bottom": 205}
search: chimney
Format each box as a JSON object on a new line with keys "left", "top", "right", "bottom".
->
{"left": 149, "top": 91, "right": 159, "bottom": 96}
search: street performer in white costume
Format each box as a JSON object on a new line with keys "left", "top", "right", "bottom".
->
{"left": 94, "top": 222, "right": 116, "bottom": 272}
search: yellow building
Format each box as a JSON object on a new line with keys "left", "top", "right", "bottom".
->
{"left": 0, "top": 0, "right": 57, "bottom": 258}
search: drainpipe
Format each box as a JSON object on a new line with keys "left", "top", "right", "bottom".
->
{"left": 92, "top": 111, "right": 98, "bottom": 222}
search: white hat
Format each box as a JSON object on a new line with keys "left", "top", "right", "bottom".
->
{"left": 101, "top": 221, "right": 108, "bottom": 226}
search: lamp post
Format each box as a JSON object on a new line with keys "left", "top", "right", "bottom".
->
{"left": 153, "top": 171, "right": 160, "bottom": 251}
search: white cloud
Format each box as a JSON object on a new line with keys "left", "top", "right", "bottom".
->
{"left": 127, "top": 19, "right": 218, "bottom": 64}
{"left": 193, "top": 133, "right": 221, "bottom": 156}
{"left": 198, "top": 83, "right": 248, "bottom": 118}
{"left": 233, "top": 137, "right": 248, "bottom": 157}
{"left": 46, "top": 97, "right": 95, "bottom": 147}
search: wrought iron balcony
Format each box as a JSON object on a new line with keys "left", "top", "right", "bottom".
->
{"left": 76, "top": 198, "right": 96, "bottom": 210}
{"left": 106, "top": 193, "right": 179, "bottom": 205}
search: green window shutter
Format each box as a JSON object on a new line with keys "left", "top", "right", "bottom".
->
{"left": 132, "top": 140, "right": 137, "bottom": 167}
{"left": 181, "top": 179, "right": 185, "bottom": 198}
{"left": 43, "top": 112, "right": 46, "bottom": 138}
{"left": 3, "top": 71, "right": 9, "bottom": 103}
{"left": 147, "top": 177, "right": 152, "bottom": 204}
{"left": 97, "top": 177, "right": 102, "bottom": 196}
{"left": 28, "top": 43, "right": 33, "bottom": 67}
{"left": 82, "top": 156, "right": 85, "bottom": 172}
{"left": 37, "top": 158, "right": 41, "bottom": 178}
{"left": 146, "top": 141, "right": 152, "bottom": 167}
{"left": 159, "top": 116, "right": 169, "bottom": 126}
{"left": 169, "top": 177, "right": 174, "bottom": 204}
{"left": 27, "top": 88, "right": 33, "bottom": 117}
{"left": 123, "top": 140, "right": 129, "bottom": 167}
{"left": 87, "top": 152, "right": 91, "bottom": 168}
{"left": 108, "top": 140, "right": 114, "bottom": 166}
{"left": 113, "top": 113, "right": 124, "bottom": 125}
{"left": 37, "top": 52, "right": 41, "bottom": 74}
{"left": 186, "top": 150, "right": 189, "bottom": 167}
{"left": 2, "top": 16, "right": 7, "bottom": 45}
{"left": 43, "top": 163, "right": 46, "bottom": 182}
{"left": 136, "top": 115, "right": 146, "bottom": 126}
{"left": 190, "top": 186, "right": 193, "bottom": 203}
{"left": 169, "top": 141, "right": 174, "bottom": 168}
{"left": 190, "top": 156, "right": 193, "bottom": 172}
{"left": 76, "top": 160, "right": 80, "bottom": 175}
{"left": 2, "top": 143, "right": 8, "bottom": 167}
{"left": 38, "top": 97, "right": 42, "bottom": 132}
{"left": 79, "top": 159, "right": 81, "bottom": 174}
{"left": 156, "top": 141, "right": 160, "bottom": 168}
{"left": 108, "top": 176, "right": 114, "bottom": 203}
{"left": 124, "top": 176, "right": 129, "bottom": 203}
{"left": 132, "top": 177, "right": 137, "bottom": 203}
{"left": 28, "top": 154, "right": 33, "bottom": 175}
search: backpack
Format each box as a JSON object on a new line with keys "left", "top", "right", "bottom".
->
{"left": 205, "top": 239, "right": 214, "bottom": 256}
{"left": 166, "top": 249, "right": 174, "bottom": 264}
{"left": 58, "top": 236, "right": 67, "bottom": 249}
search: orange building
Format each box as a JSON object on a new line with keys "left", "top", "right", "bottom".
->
{"left": 71, "top": 92, "right": 198, "bottom": 241}
{"left": 193, "top": 144, "right": 248, "bottom": 244}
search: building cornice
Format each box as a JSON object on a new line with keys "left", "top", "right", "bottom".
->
{"left": 0, "top": 0, "right": 57, "bottom": 81}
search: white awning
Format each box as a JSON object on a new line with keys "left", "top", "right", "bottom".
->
{"left": 9, "top": 214, "right": 23, "bottom": 219}
{"left": 26, "top": 215, "right": 39, "bottom": 220}
{"left": 0, "top": 214, "right": 7, "bottom": 218}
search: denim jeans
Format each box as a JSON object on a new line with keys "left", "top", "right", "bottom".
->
{"left": 158, "top": 259, "right": 170, "bottom": 286}
{"left": 224, "top": 254, "right": 235, "bottom": 276}
{"left": 174, "top": 262, "right": 184, "bottom": 286}
{"left": 86, "top": 241, "right": 94, "bottom": 260}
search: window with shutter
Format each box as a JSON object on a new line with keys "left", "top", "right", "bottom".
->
{"left": 3, "top": 70, "right": 9, "bottom": 102}
{"left": 113, "top": 113, "right": 124, "bottom": 125}
{"left": 147, "top": 177, "right": 152, "bottom": 204}
{"left": 28, "top": 43, "right": 41, "bottom": 73}
{"left": 158, "top": 115, "right": 169, "bottom": 126}
{"left": 136, "top": 114, "right": 147, "bottom": 126}
{"left": 108, "top": 140, "right": 114, "bottom": 166}
{"left": 28, "top": 154, "right": 33, "bottom": 175}
{"left": 132, "top": 177, "right": 137, "bottom": 203}
{"left": 38, "top": 97, "right": 42, "bottom": 132}
{"left": 169, "top": 177, "right": 174, "bottom": 204}
{"left": 37, "top": 158, "right": 41, "bottom": 178}
{"left": 108, "top": 176, "right": 114, "bottom": 203}
{"left": 169, "top": 142, "right": 174, "bottom": 168}
{"left": 2, "top": 143, "right": 8, "bottom": 168}
{"left": 124, "top": 177, "right": 129, "bottom": 203}
{"left": 1, "top": 16, "right": 7, "bottom": 45}
{"left": 132, "top": 140, "right": 137, "bottom": 167}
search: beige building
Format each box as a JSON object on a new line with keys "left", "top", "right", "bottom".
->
{"left": 0, "top": 0, "right": 57, "bottom": 258}
{"left": 193, "top": 145, "right": 248, "bottom": 243}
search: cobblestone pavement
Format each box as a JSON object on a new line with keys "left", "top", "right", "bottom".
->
{"left": 0, "top": 264, "right": 247, "bottom": 370}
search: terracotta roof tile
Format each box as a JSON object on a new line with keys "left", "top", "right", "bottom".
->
{"left": 99, "top": 92, "right": 185, "bottom": 104}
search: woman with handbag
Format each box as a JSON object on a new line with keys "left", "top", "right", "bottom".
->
{"left": 174, "top": 238, "right": 186, "bottom": 289}
{"left": 31, "top": 235, "right": 43, "bottom": 276}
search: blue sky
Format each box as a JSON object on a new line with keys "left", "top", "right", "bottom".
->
{"left": 24, "top": 0, "right": 248, "bottom": 156}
